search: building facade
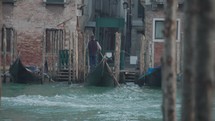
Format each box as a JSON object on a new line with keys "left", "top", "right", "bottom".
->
{"left": 2, "top": 0, "right": 77, "bottom": 67}
{"left": 1, "top": 0, "right": 147, "bottom": 81}
{"left": 144, "top": 0, "right": 184, "bottom": 73}
{"left": 83, "top": 0, "right": 145, "bottom": 69}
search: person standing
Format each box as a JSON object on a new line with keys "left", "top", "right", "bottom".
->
{"left": 88, "top": 35, "right": 101, "bottom": 71}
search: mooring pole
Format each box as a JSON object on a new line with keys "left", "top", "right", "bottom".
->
{"left": 2, "top": 25, "right": 6, "bottom": 83}
{"left": 139, "top": 35, "right": 145, "bottom": 76}
{"left": 114, "top": 32, "right": 121, "bottom": 83}
{"left": 0, "top": 0, "right": 3, "bottom": 105}
{"left": 42, "top": 29, "right": 46, "bottom": 84}
{"left": 68, "top": 30, "right": 72, "bottom": 84}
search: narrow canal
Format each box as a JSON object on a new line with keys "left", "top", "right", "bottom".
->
{"left": 0, "top": 82, "right": 214, "bottom": 121}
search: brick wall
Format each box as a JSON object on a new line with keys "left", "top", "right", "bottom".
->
{"left": 145, "top": 6, "right": 184, "bottom": 70}
{"left": 2, "top": 0, "right": 76, "bottom": 67}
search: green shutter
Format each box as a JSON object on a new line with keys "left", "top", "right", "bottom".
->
{"left": 96, "top": 18, "right": 124, "bottom": 28}
{"left": 46, "top": 0, "right": 64, "bottom": 4}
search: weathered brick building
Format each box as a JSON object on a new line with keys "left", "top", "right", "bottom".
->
{"left": 3, "top": 0, "right": 185, "bottom": 81}
{"left": 2, "top": 0, "right": 76, "bottom": 67}
{"left": 143, "top": 0, "right": 184, "bottom": 73}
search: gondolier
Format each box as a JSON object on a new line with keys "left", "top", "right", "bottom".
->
{"left": 88, "top": 35, "right": 101, "bottom": 71}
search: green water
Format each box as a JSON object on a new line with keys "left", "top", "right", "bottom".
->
{"left": 0, "top": 82, "right": 214, "bottom": 121}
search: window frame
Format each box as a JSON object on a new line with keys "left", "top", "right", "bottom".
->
{"left": 153, "top": 18, "right": 181, "bottom": 42}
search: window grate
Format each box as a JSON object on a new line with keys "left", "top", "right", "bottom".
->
{"left": 45, "top": 29, "right": 64, "bottom": 53}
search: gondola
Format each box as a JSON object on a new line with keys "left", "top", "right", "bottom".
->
{"left": 85, "top": 59, "right": 118, "bottom": 87}
{"left": 9, "top": 57, "right": 42, "bottom": 84}
{"left": 136, "top": 66, "right": 162, "bottom": 87}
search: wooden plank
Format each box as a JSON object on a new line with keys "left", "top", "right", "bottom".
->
{"left": 106, "top": 61, "right": 120, "bottom": 86}
{"left": 114, "top": 32, "right": 121, "bottom": 82}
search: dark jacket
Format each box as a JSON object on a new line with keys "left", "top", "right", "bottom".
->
{"left": 88, "top": 40, "right": 98, "bottom": 56}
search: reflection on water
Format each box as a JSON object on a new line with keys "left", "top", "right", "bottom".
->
{"left": 0, "top": 82, "right": 214, "bottom": 121}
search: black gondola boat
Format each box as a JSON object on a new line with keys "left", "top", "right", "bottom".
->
{"left": 85, "top": 59, "right": 118, "bottom": 87}
{"left": 9, "top": 57, "right": 42, "bottom": 84}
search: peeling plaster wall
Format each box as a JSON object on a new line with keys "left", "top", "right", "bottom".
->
{"left": 2, "top": 0, "right": 76, "bottom": 66}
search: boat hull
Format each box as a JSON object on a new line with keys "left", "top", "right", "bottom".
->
{"left": 136, "top": 67, "right": 161, "bottom": 87}
{"left": 9, "top": 58, "right": 41, "bottom": 84}
{"left": 86, "top": 60, "right": 115, "bottom": 87}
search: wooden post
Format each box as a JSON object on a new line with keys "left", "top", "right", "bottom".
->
{"left": 162, "top": 0, "right": 177, "bottom": 121}
{"left": 114, "top": 32, "right": 121, "bottom": 82}
{"left": 193, "top": 1, "right": 215, "bottom": 121}
{"left": 83, "top": 33, "right": 87, "bottom": 82}
{"left": 50, "top": 31, "right": 53, "bottom": 76}
{"left": 78, "top": 31, "right": 85, "bottom": 83}
{"left": 68, "top": 30, "right": 72, "bottom": 84}
{"left": 42, "top": 29, "right": 46, "bottom": 83}
{"left": 180, "top": 0, "right": 196, "bottom": 121}
{"left": 54, "top": 30, "right": 57, "bottom": 74}
{"left": 72, "top": 32, "right": 75, "bottom": 82}
{"left": 14, "top": 30, "right": 17, "bottom": 59}
{"left": 3, "top": 25, "right": 6, "bottom": 81}
{"left": 139, "top": 35, "right": 145, "bottom": 75}
{"left": 75, "top": 31, "right": 79, "bottom": 82}
{"left": 10, "top": 29, "right": 14, "bottom": 64}
{"left": 0, "top": 0, "right": 3, "bottom": 105}
{"left": 57, "top": 29, "right": 60, "bottom": 81}
{"left": 72, "top": 32, "right": 78, "bottom": 82}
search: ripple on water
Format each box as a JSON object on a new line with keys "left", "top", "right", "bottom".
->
{"left": 1, "top": 83, "right": 176, "bottom": 121}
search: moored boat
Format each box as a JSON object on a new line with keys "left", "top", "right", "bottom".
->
{"left": 9, "top": 57, "right": 42, "bottom": 84}
{"left": 136, "top": 66, "right": 161, "bottom": 87}
{"left": 85, "top": 59, "right": 117, "bottom": 87}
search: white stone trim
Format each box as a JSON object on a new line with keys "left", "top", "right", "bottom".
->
{"left": 153, "top": 18, "right": 181, "bottom": 42}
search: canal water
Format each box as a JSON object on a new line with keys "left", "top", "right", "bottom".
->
{"left": 0, "top": 82, "right": 214, "bottom": 121}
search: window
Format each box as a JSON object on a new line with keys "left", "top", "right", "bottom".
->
{"left": 153, "top": 18, "right": 180, "bottom": 42}
{"left": 45, "top": 29, "right": 64, "bottom": 53}
{"left": 44, "top": 0, "right": 66, "bottom": 5}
